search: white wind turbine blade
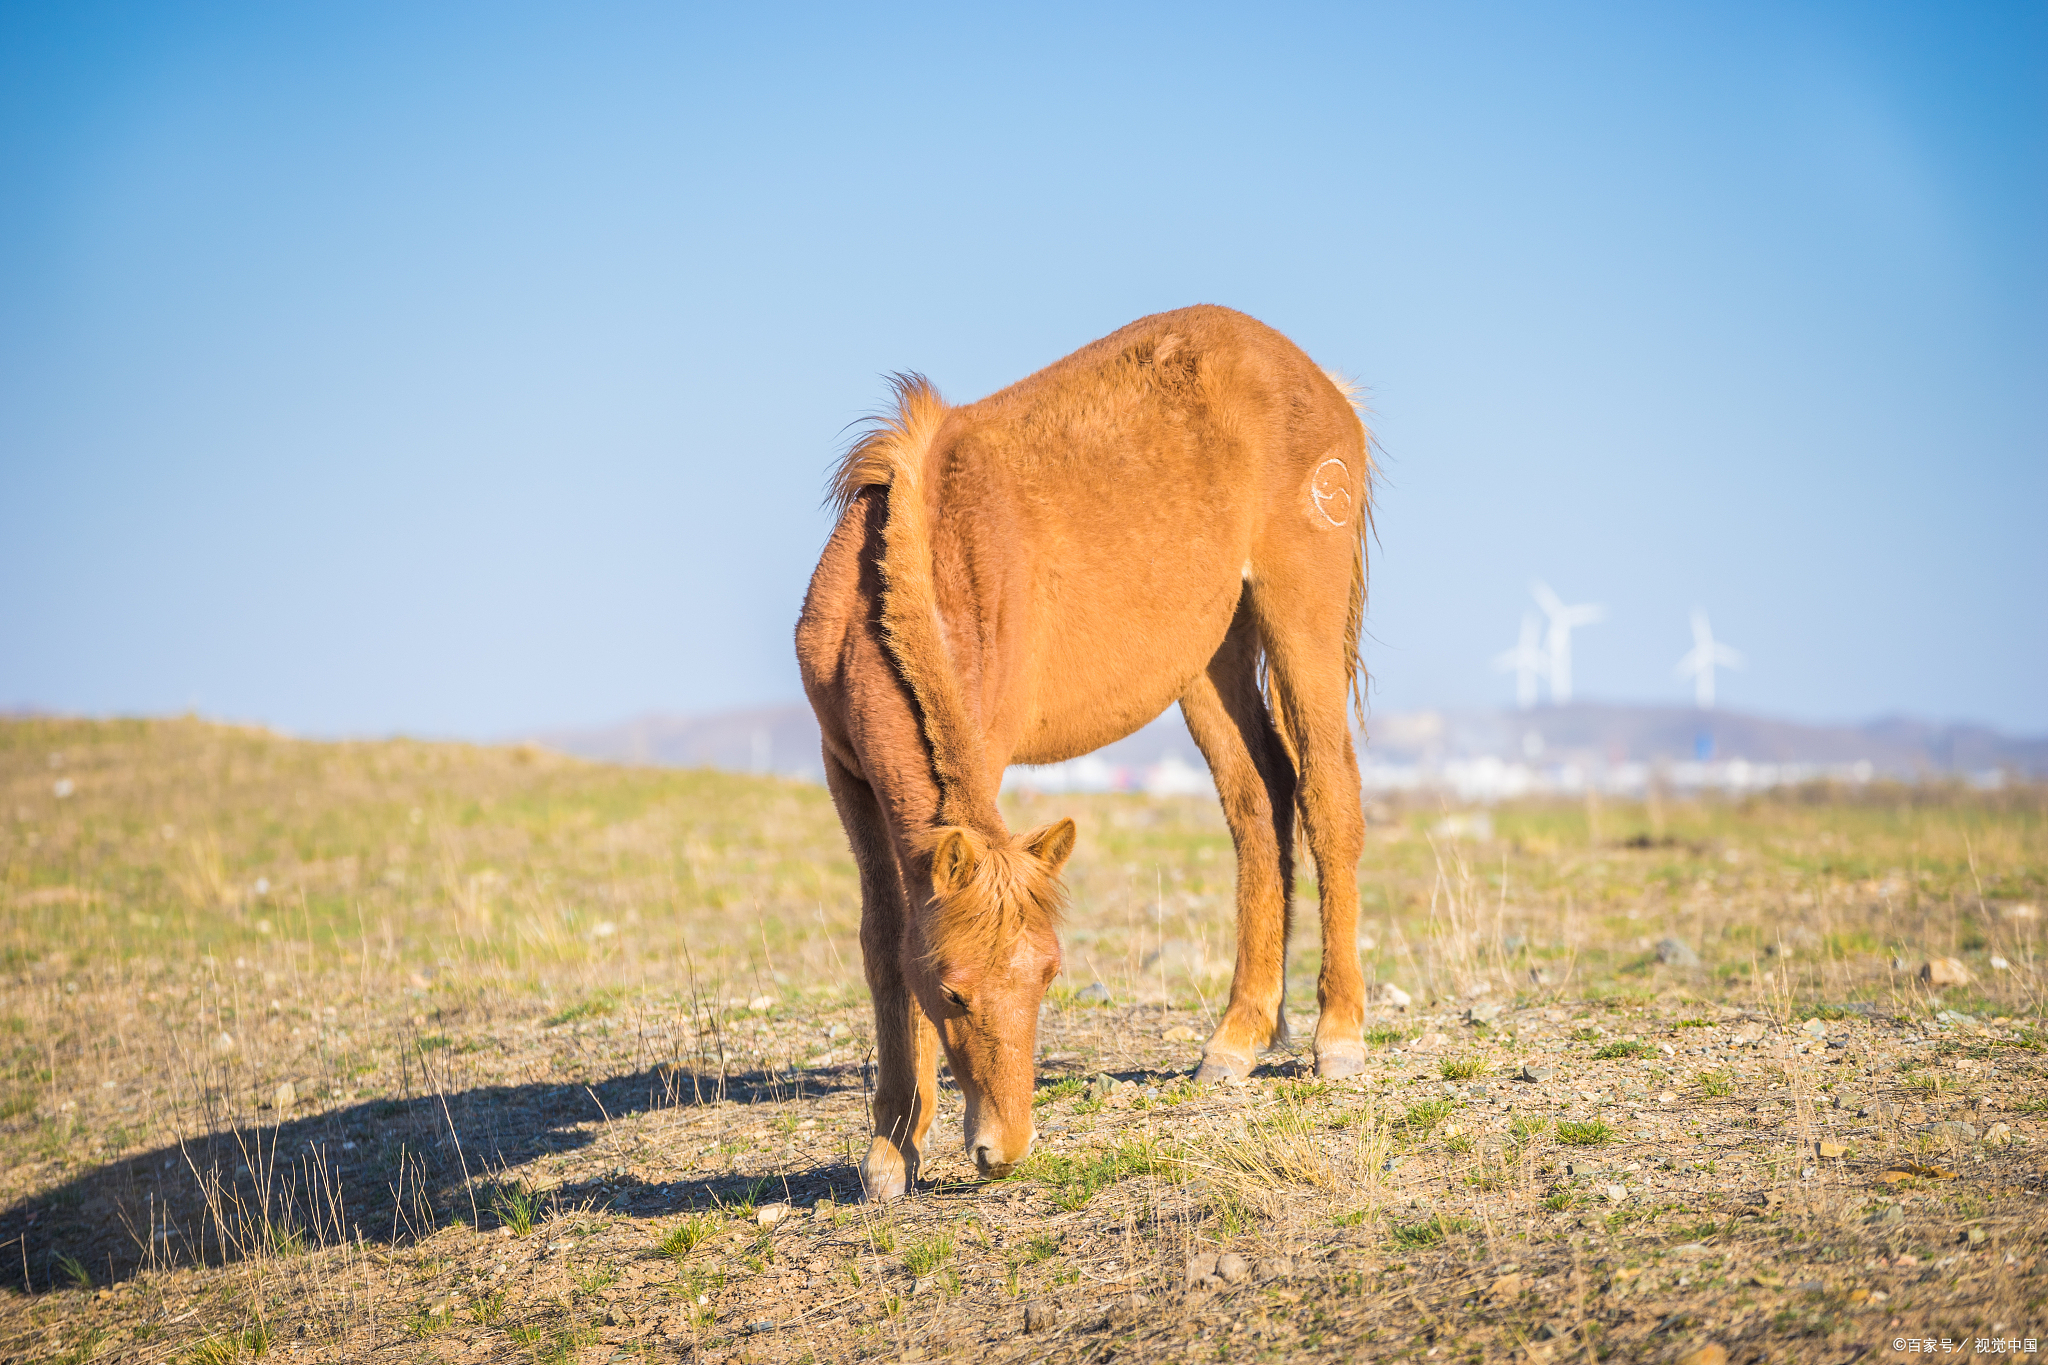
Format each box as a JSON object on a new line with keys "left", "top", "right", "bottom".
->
{"left": 1491, "top": 612, "right": 1548, "bottom": 709}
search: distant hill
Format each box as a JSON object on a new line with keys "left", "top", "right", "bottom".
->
{"left": 525, "top": 701, "right": 2046, "bottom": 797}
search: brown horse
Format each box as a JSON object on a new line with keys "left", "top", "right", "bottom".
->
{"left": 796, "top": 304, "right": 1372, "bottom": 1200}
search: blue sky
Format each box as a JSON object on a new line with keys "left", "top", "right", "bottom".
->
{"left": 3, "top": 2, "right": 2043, "bottom": 738}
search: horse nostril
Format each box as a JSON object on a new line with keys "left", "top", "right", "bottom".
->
{"left": 972, "top": 1144, "right": 1014, "bottom": 1178}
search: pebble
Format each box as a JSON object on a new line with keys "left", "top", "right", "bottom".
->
{"left": 1517, "top": 1064, "right": 1556, "bottom": 1083}
{"left": 1075, "top": 982, "right": 1112, "bottom": 1005}
{"left": 1216, "top": 1253, "right": 1250, "bottom": 1283}
{"left": 1023, "top": 1302, "right": 1058, "bottom": 1333}
{"left": 1676, "top": 1345, "right": 1729, "bottom": 1365}
{"left": 1467, "top": 1002, "right": 1503, "bottom": 1024}
{"left": 1601, "top": 1184, "right": 1627, "bottom": 1202}
{"left": 756, "top": 1203, "right": 790, "bottom": 1227}
{"left": 1916, "top": 1120, "right": 1978, "bottom": 1141}
{"left": 1656, "top": 938, "right": 1700, "bottom": 967}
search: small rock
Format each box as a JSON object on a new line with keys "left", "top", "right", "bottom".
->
{"left": 1488, "top": 1272, "right": 1527, "bottom": 1299}
{"left": 1565, "top": 1161, "right": 1605, "bottom": 1176}
{"left": 1655, "top": 938, "right": 1700, "bottom": 968}
{"left": 1466, "top": 1002, "right": 1503, "bottom": 1024}
{"left": 1920, "top": 957, "right": 1973, "bottom": 988}
{"left": 1868, "top": 1205, "right": 1906, "bottom": 1225}
{"left": 1800, "top": 1018, "right": 1828, "bottom": 1038}
{"left": 1023, "top": 1302, "right": 1058, "bottom": 1333}
{"left": 213, "top": 1031, "right": 237, "bottom": 1054}
{"left": 1816, "top": 1141, "right": 1848, "bottom": 1159}
{"left": 1074, "top": 982, "right": 1112, "bottom": 1005}
{"left": 273, "top": 1081, "right": 297, "bottom": 1111}
{"left": 1370, "top": 981, "right": 1412, "bottom": 1010}
{"left": 1916, "top": 1120, "right": 1979, "bottom": 1142}
{"left": 1672, "top": 1243, "right": 1711, "bottom": 1256}
{"left": 1985, "top": 1121, "right": 2012, "bottom": 1145}
{"left": 1529, "top": 965, "right": 1557, "bottom": 986}
{"left": 1533, "top": 1320, "right": 1563, "bottom": 1341}
{"left": 1409, "top": 1031, "right": 1450, "bottom": 1053}
{"left": 1518, "top": 1063, "right": 1556, "bottom": 1083}
{"left": 1253, "top": 1256, "right": 1296, "bottom": 1281}
{"left": 1962, "top": 1226, "right": 1989, "bottom": 1247}
{"left": 1162, "top": 1025, "right": 1199, "bottom": 1043}
{"left": 910, "top": 1275, "right": 935, "bottom": 1296}
{"left": 1601, "top": 1183, "right": 1627, "bottom": 1202}
{"left": 1657, "top": 1090, "right": 1676, "bottom": 1104}
{"left": 756, "top": 1202, "right": 790, "bottom": 1227}
{"left": 1215, "top": 1253, "right": 1250, "bottom": 1283}
{"left": 1676, "top": 1345, "right": 1729, "bottom": 1365}
{"left": 1185, "top": 1254, "right": 1219, "bottom": 1284}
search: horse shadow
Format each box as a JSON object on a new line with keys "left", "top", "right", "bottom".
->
{"left": 0, "top": 1062, "right": 868, "bottom": 1294}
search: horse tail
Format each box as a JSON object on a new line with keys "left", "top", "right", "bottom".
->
{"left": 1324, "top": 371, "right": 1377, "bottom": 733}
{"left": 827, "top": 374, "right": 998, "bottom": 834}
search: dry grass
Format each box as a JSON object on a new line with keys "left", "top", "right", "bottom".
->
{"left": 1, "top": 715, "right": 2044, "bottom": 1363}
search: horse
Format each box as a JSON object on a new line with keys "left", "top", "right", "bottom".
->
{"left": 795, "top": 304, "right": 1373, "bottom": 1200}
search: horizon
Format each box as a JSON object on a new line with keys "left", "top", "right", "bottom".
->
{"left": 11, "top": 694, "right": 2041, "bottom": 750}
{"left": 4, "top": 5, "right": 2043, "bottom": 737}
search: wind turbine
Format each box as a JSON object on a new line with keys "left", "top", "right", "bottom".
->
{"left": 1492, "top": 613, "right": 1548, "bottom": 709}
{"left": 1530, "top": 581, "right": 1605, "bottom": 705}
{"left": 1674, "top": 610, "right": 1743, "bottom": 709}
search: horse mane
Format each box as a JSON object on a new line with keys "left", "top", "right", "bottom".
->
{"left": 921, "top": 832, "right": 1068, "bottom": 972}
{"left": 827, "top": 375, "right": 1004, "bottom": 836}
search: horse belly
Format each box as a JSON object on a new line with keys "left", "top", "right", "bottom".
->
{"left": 1010, "top": 561, "right": 1242, "bottom": 765}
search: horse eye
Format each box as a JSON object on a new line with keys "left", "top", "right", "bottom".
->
{"left": 943, "top": 988, "right": 968, "bottom": 1011}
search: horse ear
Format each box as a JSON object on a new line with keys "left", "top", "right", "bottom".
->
{"left": 931, "top": 827, "right": 981, "bottom": 896}
{"left": 1023, "top": 818, "right": 1077, "bottom": 873}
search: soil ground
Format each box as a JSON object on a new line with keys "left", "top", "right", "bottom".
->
{"left": 1, "top": 717, "right": 2043, "bottom": 1364}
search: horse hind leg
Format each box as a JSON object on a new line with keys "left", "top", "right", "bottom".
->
{"left": 1257, "top": 590, "right": 1369, "bottom": 1078}
{"left": 1179, "top": 599, "right": 1297, "bottom": 1082}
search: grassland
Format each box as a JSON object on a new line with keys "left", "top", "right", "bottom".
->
{"left": 1, "top": 715, "right": 2043, "bottom": 1363}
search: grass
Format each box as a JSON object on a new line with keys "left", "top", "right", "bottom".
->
{"left": 1387, "top": 1213, "right": 1469, "bottom": 1248}
{"left": 1592, "top": 1040, "right": 1654, "bottom": 1060}
{"left": 903, "top": 1230, "right": 955, "bottom": 1276}
{"left": 1556, "top": 1119, "right": 1617, "bottom": 1146}
{"left": 658, "top": 1214, "right": 719, "bottom": 1260}
{"left": 490, "top": 1182, "right": 543, "bottom": 1237}
{"left": 1401, "top": 1099, "right": 1456, "bottom": 1135}
{"left": 1021, "top": 1141, "right": 1167, "bottom": 1212}
{"left": 1034, "top": 1077, "right": 1085, "bottom": 1106}
{"left": 1439, "top": 1056, "right": 1486, "bottom": 1080}
{"left": 1698, "top": 1069, "right": 1736, "bottom": 1097}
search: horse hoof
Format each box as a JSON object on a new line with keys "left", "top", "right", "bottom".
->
{"left": 858, "top": 1159, "right": 910, "bottom": 1202}
{"left": 1193, "top": 1054, "right": 1252, "bottom": 1084}
{"left": 1315, "top": 1045, "right": 1367, "bottom": 1078}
